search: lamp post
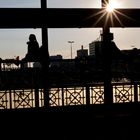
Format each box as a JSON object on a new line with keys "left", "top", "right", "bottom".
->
{"left": 68, "top": 41, "right": 74, "bottom": 59}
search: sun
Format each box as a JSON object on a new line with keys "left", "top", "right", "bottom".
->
{"left": 106, "top": 0, "right": 119, "bottom": 12}
{"left": 87, "top": 0, "right": 126, "bottom": 28}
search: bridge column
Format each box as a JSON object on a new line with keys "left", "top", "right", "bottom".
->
{"left": 41, "top": 0, "right": 50, "bottom": 107}
{"left": 101, "top": 0, "right": 113, "bottom": 104}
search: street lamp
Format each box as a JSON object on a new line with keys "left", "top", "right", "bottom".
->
{"left": 68, "top": 41, "right": 74, "bottom": 59}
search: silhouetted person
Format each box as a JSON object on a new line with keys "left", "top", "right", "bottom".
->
{"left": 23, "top": 34, "right": 39, "bottom": 62}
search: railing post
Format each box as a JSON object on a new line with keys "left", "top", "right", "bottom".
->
{"left": 134, "top": 81, "right": 138, "bottom": 103}
{"left": 86, "top": 86, "right": 90, "bottom": 106}
{"left": 35, "top": 88, "right": 39, "bottom": 108}
{"left": 62, "top": 88, "right": 64, "bottom": 106}
{"left": 9, "top": 90, "right": 12, "bottom": 109}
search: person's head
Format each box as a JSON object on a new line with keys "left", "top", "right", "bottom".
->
{"left": 29, "top": 34, "right": 37, "bottom": 42}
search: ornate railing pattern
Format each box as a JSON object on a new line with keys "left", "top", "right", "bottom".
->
{"left": 90, "top": 85, "right": 104, "bottom": 104}
{"left": 49, "top": 88, "right": 62, "bottom": 106}
{"left": 49, "top": 87, "right": 86, "bottom": 106}
{"left": 0, "top": 83, "right": 140, "bottom": 109}
{"left": 0, "top": 89, "right": 35, "bottom": 109}
{"left": 12, "top": 89, "right": 35, "bottom": 109}
{"left": 113, "top": 84, "right": 134, "bottom": 103}
{"left": 39, "top": 89, "right": 44, "bottom": 107}
{"left": 0, "top": 90, "right": 9, "bottom": 109}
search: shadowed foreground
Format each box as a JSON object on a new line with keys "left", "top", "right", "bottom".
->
{"left": 1, "top": 103, "right": 140, "bottom": 140}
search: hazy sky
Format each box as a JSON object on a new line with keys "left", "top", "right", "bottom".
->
{"left": 0, "top": 0, "right": 140, "bottom": 59}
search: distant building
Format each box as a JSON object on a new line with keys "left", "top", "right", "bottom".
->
{"left": 89, "top": 40, "right": 122, "bottom": 60}
{"left": 50, "top": 55, "right": 63, "bottom": 60}
{"left": 89, "top": 41, "right": 102, "bottom": 57}
{"left": 121, "top": 48, "right": 140, "bottom": 60}
{"left": 50, "top": 54, "right": 63, "bottom": 68}
{"left": 121, "top": 48, "right": 140, "bottom": 56}
{"left": 77, "top": 45, "right": 88, "bottom": 58}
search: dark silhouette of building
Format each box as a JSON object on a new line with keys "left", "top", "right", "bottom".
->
{"left": 77, "top": 45, "right": 88, "bottom": 58}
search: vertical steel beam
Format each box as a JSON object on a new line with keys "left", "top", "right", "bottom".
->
{"left": 41, "top": 0, "right": 50, "bottom": 107}
{"left": 101, "top": 0, "right": 113, "bottom": 104}
{"left": 41, "top": 0, "right": 48, "bottom": 47}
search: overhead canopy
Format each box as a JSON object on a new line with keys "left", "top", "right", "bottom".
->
{"left": 0, "top": 8, "right": 140, "bottom": 28}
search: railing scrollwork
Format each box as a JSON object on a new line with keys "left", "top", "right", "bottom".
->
{"left": 0, "top": 82, "right": 139, "bottom": 109}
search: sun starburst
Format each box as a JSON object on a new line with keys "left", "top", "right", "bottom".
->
{"left": 106, "top": 0, "right": 119, "bottom": 12}
{"left": 85, "top": 0, "right": 132, "bottom": 28}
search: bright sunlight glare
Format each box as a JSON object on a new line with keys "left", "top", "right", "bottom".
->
{"left": 106, "top": 0, "right": 119, "bottom": 12}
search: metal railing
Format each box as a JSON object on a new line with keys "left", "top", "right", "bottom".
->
{"left": 0, "top": 59, "right": 139, "bottom": 109}
{"left": 0, "top": 82, "right": 139, "bottom": 109}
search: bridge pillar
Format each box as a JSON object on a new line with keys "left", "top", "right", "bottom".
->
{"left": 101, "top": 0, "right": 113, "bottom": 104}
{"left": 41, "top": 0, "right": 50, "bottom": 107}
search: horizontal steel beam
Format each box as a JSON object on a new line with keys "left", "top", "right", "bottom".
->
{"left": 0, "top": 8, "right": 140, "bottom": 28}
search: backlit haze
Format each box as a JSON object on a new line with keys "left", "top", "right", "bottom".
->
{"left": 0, "top": 0, "right": 140, "bottom": 59}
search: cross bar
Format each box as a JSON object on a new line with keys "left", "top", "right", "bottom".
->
{"left": 0, "top": 8, "right": 140, "bottom": 28}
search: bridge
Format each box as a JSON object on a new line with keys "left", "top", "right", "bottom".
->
{"left": 1, "top": 0, "right": 140, "bottom": 139}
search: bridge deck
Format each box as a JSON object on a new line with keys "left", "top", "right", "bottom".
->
{"left": 1, "top": 103, "right": 140, "bottom": 140}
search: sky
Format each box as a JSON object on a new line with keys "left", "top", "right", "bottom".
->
{"left": 0, "top": 0, "right": 140, "bottom": 59}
